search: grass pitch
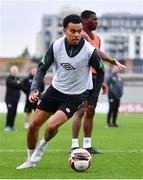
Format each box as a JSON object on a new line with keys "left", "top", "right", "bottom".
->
{"left": 0, "top": 113, "right": 143, "bottom": 179}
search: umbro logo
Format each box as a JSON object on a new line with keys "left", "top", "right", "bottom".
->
{"left": 60, "top": 63, "right": 75, "bottom": 70}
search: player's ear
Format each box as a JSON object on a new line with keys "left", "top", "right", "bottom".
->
{"left": 63, "top": 28, "right": 65, "bottom": 33}
{"left": 82, "top": 17, "right": 88, "bottom": 23}
{"left": 63, "top": 28, "right": 67, "bottom": 35}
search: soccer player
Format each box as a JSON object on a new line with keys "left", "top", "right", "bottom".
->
{"left": 22, "top": 64, "right": 45, "bottom": 129}
{"left": 71, "top": 10, "right": 125, "bottom": 154}
{"left": 16, "top": 14, "right": 105, "bottom": 169}
{"left": 106, "top": 65, "right": 123, "bottom": 127}
{"left": 4, "top": 65, "right": 22, "bottom": 131}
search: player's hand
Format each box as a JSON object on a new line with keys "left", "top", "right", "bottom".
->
{"left": 29, "top": 90, "right": 39, "bottom": 103}
{"left": 101, "top": 82, "right": 108, "bottom": 95}
{"left": 112, "top": 58, "right": 126, "bottom": 69}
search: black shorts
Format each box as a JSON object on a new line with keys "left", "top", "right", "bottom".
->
{"left": 82, "top": 75, "right": 100, "bottom": 107}
{"left": 37, "top": 85, "right": 83, "bottom": 119}
{"left": 24, "top": 97, "right": 37, "bottom": 113}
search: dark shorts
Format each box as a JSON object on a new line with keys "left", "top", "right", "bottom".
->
{"left": 37, "top": 85, "right": 83, "bottom": 119}
{"left": 24, "top": 97, "right": 37, "bottom": 113}
{"left": 81, "top": 75, "right": 100, "bottom": 107}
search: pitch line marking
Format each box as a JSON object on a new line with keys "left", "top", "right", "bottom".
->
{"left": 0, "top": 149, "right": 143, "bottom": 153}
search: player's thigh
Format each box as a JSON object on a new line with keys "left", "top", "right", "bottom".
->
{"left": 48, "top": 110, "right": 68, "bottom": 129}
{"left": 32, "top": 109, "right": 52, "bottom": 127}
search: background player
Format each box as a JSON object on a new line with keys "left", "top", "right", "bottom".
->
{"left": 4, "top": 65, "right": 22, "bottom": 131}
{"left": 22, "top": 64, "right": 45, "bottom": 129}
{"left": 106, "top": 65, "right": 123, "bottom": 127}
{"left": 71, "top": 10, "right": 125, "bottom": 154}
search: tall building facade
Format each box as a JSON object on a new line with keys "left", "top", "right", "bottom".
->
{"left": 97, "top": 13, "right": 143, "bottom": 60}
{"left": 36, "top": 14, "right": 63, "bottom": 57}
{"left": 36, "top": 12, "right": 143, "bottom": 61}
{"left": 36, "top": 8, "right": 80, "bottom": 57}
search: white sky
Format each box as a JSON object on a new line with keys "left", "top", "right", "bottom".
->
{"left": 0, "top": 0, "right": 143, "bottom": 57}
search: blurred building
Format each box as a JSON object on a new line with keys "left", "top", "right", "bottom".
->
{"left": 36, "top": 7, "right": 80, "bottom": 57}
{"left": 36, "top": 12, "right": 143, "bottom": 61}
{"left": 97, "top": 13, "right": 143, "bottom": 60}
{"left": 35, "top": 14, "right": 62, "bottom": 57}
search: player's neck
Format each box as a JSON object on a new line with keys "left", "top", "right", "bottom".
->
{"left": 83, "top": 27, "right": 91, "bottom": 34}
{"left": 83, "top": 28, "right": 94, "bottom": 40}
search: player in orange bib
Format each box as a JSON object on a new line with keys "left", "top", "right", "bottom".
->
{"left": 71, "top": 10, "right": 125, "bottom": 154}
{"left": 82, "top": 26, "right": 100, "bottom": 75}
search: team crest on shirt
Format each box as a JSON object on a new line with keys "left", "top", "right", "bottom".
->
{"left": 66, "top": 108, "right": 71, "bottom": 113}
{"left": 60, "top": 63, "right": 75, "bottom": 70}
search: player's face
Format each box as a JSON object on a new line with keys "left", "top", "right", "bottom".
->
{"left": 85, "top": 14, "right": 98, "bottom": 30}
{"left": 64, "top": 22, "right": 83, "bottom": 45}
{"left": 10, "top": 66, "right": 19, "bottom": 76}
{"left": 30, "top": 67, "right": 37, "bottom": 76}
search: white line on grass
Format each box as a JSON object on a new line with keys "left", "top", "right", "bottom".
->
{"left": 0, "top": 149, "right": 143, "bottom": 153}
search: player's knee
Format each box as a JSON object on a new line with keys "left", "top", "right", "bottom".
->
{"left": 75, "top": 112, "right": 83, "bottom": 120}
{"left": 76, "top": 107, "right": 85, "bottom": 119}
{"left": 86, "top": 107, "right": 95, "bottom": 118}
{"left": 47, "top": 125, "right": 58, "bottom": 137}
{"left": 47, "top": 121, "right": 57, "bottom": 133}
{"left": 29, "top": 120, "right": 41, "bottom": 131}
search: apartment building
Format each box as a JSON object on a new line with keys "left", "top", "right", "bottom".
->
{"left": 36, "top": 12, "right": 143, "bottom": 62}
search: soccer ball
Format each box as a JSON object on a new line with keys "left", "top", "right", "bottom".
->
{"left": 69, "top": 148, "right": 92, "bottom": 172}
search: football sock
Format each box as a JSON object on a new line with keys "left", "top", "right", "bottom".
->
{"left": 71, "top": 139, "right": 79, "bottom": 148}
{"left": 24, "top": 122, "right": 30, "bottom": 129}
{"left": 27, "top": 149, "right": 35, "bottom": 161}
{"left": 83, "top": 137, "right": 91, "bottom": 148}
{"left": 39, "top": 138, "right": 48, "bottom": 147}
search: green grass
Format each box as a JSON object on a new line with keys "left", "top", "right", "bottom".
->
{"left": 0, "top": 113, "right": 143, "bottom": 179}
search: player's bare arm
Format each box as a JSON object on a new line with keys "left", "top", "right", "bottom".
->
{"left": 111, "top": 58, "right": 126, "bottom": 69}
{"left": 97, "top": 49, "right": 126, "bottom": 69}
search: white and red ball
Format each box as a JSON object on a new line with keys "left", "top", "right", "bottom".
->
{"left": 69, "top": 148, "right": 92, "bottom": 172}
